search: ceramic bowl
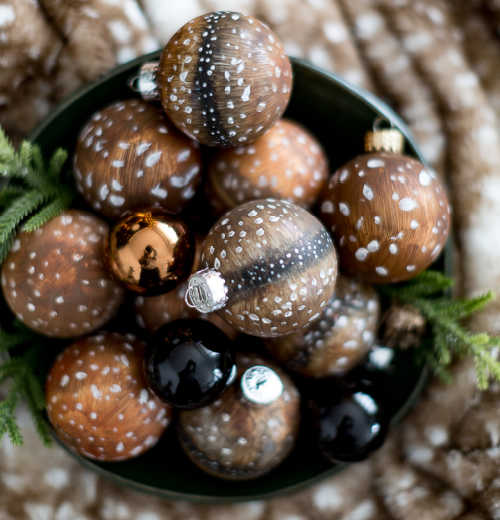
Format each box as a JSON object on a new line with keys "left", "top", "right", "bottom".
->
{"left": 27, "top": 52, "right": 442, "bottom": 502}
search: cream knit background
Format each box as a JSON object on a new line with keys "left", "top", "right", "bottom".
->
{"left": 1, "top": 1, "right": 500, "bottom": 518}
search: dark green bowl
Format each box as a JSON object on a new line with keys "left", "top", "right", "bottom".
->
{"left": 28, "top": 53, "right": 436, "bottom": 503}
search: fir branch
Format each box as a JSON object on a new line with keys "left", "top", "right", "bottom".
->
{"left": 0, "top": 125, "right": 76, "bottom": 263}
{"left": 0, "top": 323, "right": 51, "bottom": 446}
{"left": 382, "top": 271, "right": 500, "bottom": 390}
{"left": 22, "top": 188, "right": 73, "bottom": 232}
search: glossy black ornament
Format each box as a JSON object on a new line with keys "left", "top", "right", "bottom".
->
{"left": 349, "top": 344, "right": 421, "bottom": 417}
{"left": 144, "top": 319, "right": 235, "bottom": 409}
{"left": 309, "top": 379, "right": 389, "bottom": 463}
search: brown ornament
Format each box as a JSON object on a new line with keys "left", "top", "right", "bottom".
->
{"left": 74, "top": 99, "right": 202, "bottom": 219}
{"left": 185, "top": 199, "right": 338, "bottom": 337}
{"left": 318, "top": 129, "right": 451, "bottom": 283}
{"left": 178, "top": 353, "right": 300, "bottom": 480}
{"left": 107, "top": 210, "right": 195, "bottom": 296}
{"left": 1, "top": 210, "right": 123, "bottom": 338}
{"left": 134, "top": 234, "right": 238, "bottom": 338}
{"left": 46, "top": 332, "right": 172, "bottom": 462}
{"left": 266, "top": 276, "right": 380, "bottom": 377}
{"left": 153, "top": 11, "right": 292, "bottom": 147}
{"left": 206, "top": 119, "right": 328, "bottom": 213}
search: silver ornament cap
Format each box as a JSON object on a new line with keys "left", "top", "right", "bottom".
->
{"left": 185, "top": 268, "right": 228, "bottom": 313}
{"left": 241, "top": 365, "right": 284, "bottom": 405}
{"left": 128, "top": 62, "right": 160, "bottom": 101}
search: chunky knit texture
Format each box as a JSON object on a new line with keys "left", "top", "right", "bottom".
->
{"left": 1, "top": 1, "right": 500, "bottom": 518}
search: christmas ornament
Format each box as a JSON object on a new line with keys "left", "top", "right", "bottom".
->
{"left": 178, "top": 353, "right": 300, "bottom": 480}
{"left": 1, "top": 210, "right": 124, "bottom": 338}
{"left": 135, "top": 283, "right": 239, "bottom": 339}
{"left": 185, "top": 199, "right": 338, "bottom": 337}
{"left": 381, "top": 303, "right": 426, "bottom": 349}
{"left": 107, "top": 209, "right": 194, "bottom": 295}
{"left": 131, "top": 11, "right": 292, "bottom": 147}
{"left": 73, "top": 99, "right": 202, "bottom": 219}
{"left": 266, "top": 276, "right": 379, "bottom": 377}
{"left": 46, "top": 332, "right": 172, "bottom": 461}
{"left": 308, "top": 378, "right": 388, "bottom": 462}
{"left": 206, "top": 119, "right": 328, "bottom": 213}
{"left": 134, "top": 234, "right": 238, "bottom": 337}
{"left": 144, "top": 319, "right": 236, "bottom": 409}
{"left": 318, "top": 125, "right": 451, "bottom": 283}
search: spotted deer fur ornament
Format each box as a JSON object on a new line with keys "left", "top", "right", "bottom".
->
{"left": 185, "top": 199, "right": 338, "bottom": 337}
{"left": 74, "top": 99, "right": 202, "bottom": 219}
{"left": 1, "top": 210, "right": 124, "bottom": 338}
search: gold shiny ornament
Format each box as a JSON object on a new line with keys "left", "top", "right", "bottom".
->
{"left": 107, "top": 210, "right": 194, "bottom": 295}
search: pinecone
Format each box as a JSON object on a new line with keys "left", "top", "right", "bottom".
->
{"left": 381, "top": 303, "right": 427, "bottom": 349}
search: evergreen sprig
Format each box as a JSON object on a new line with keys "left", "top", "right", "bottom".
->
{"left": 0, "top": 322, "right": 51, "bottom": 446}
{"left": 381, "top": 271, "right": 500, "bottom": 389}
{"left": 0, "top": 126, "right": 76, "bottom": 263}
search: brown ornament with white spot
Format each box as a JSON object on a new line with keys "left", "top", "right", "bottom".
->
{"left": 185, "top": 199, "right": 338, "bottom": 338}
{"left": 178, "top": 353, "right": 300, "bottom": 480}
{"left": 207, "top": 119, "right": 328, "bottom": 213}
{"left": 46, "top": 332, "right": 172, "bottom": 462}
{"left": 134, "top": 11, "right": 292, "bottom": 147}
{"left": 74, "top": 99, "right": 202, "bottom": 219}
{"left": 1, "top": 210, "right": 124, "bottom": 338}
{"left": 318, "top": 128, "right": 451, "bottom": 283}
{"left": 266, "top": 276, "right": 380, "bottom": 377}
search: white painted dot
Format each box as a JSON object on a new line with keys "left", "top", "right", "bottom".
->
{"left": 367, "top": 240, "right": 379, "bottom": 252}
{"left": 362, "top": 184, "right": 374, "bottom": 200}
{"left": 389, "top": 243, "right": 398, "bottom": 254}
{"left": 355, "top": 248, "right": 369, "bottom": 261}
{"left": 367, "top": 158, "right": 385, "bottom": 168}
{"left": 339, "top": 202, "right": 350, "bottom": 216}
{"left": 410, "top": 219, "right": 419, "bottom": 229}
{"left": 375, "top": 266, "right": 388, "bottom": 276}
{"left": 399, "top": 198, "right": 418, "bottom": 211}
{"left": 419, "top": 170, "right": 431, "bottom": 186}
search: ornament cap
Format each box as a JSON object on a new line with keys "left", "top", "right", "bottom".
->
{"left": 185, "top": 268, "right": 228, "bottom": 313}
{"left": 128, "top": 62, "right": 160, "bottom": 101}
{"left": 365, "top": 118, "right": 404, "bottom": 154}
{"left": 240, "top": 365, "right": 284, "bottom": 405}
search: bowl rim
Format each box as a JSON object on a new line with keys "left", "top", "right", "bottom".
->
{"left": 28, "top": 52, "right": 432, "bottom": 503}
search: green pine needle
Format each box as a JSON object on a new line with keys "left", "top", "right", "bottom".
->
{"left": 382, "top": 271, "right": 500, "bottom": 390}
{"left": 0, "top": 125, "right": 76, "bottom": 263}
{"left": 0, "top": 124, "right": 75, "bottom": 446}
{"left": 0, "top": 323, "right": 51, "bottom": 446}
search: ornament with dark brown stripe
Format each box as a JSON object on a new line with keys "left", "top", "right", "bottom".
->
{"left": 266, "top": 276, "right": 380, "bottom": 378}
{"left": 156, "top": 11, "right": 292, "bottom": 147}
{"left": 185, "top": 199, "right": 338, "bottom": 337}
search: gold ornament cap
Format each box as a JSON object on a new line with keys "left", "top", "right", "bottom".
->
{"left": 364, "top": 118, "right": 404, "bottom": 154}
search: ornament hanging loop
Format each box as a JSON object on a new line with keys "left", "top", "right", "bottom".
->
{"left": 128, "top": 62, "right": 160, "bottom": 101}
{"left": 365, "top": 116, "right": 404, "bottom": 154}
{"left": 185, "top": 268, "right": 228, "bottom": 314}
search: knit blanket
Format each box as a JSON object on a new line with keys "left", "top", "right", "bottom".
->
{"left": 1, "top": 1, "right": 500, "bottom": 519}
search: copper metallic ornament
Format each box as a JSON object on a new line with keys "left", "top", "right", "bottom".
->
{"left": 185, "top": 199, "right": 338, "bottom": 338}
{"left": 266, "top": 276, "right": 380, "bottom": 378}
{"left": 206, "top": 119, "right": 329, "bottom": 213}
{"left": 1, "top": 210, "right": 124, "bottom": 338}
{"left": 318, "top": 127, "right": 451, "bottom": 283}
{"left": 107, "top": 210, "right": 194, "bottom": 295}
{"left": 46, "top": 332, "right": 172, "bottom": 462}
{"left": 178, "top": 353, "right": 300, "bottom": 480}
{"left": 131, "top": 11, "right": 292, "bottom": 147}
{"left": 73, "top": 99, "right": 202, "bottom": 219}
